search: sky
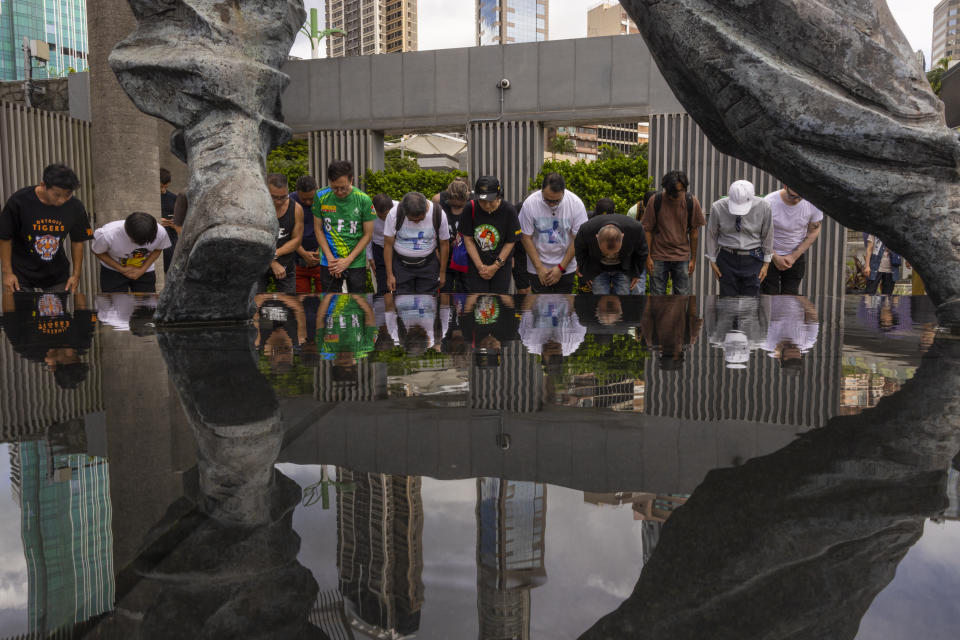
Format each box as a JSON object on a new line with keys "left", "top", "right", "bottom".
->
{"left": 291, "top": 0, "right": 941, "bottom": 69}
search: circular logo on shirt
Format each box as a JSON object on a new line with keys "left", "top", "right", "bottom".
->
{"left": 37, "top": 294, "right": 64, "bottom": 318}
{"left": 474, "top": 296, "right": 501, "bottom": 325}
{"left": 474, "top": 224, "right": 501, "bottom": 252}
{"left": 34, "top": 235, "right": 60, "bottom": 261}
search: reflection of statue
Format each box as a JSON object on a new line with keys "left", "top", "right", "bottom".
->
{"left": 621, "top": 1, "right": 960, "bottom": 319}
{"left": 581, "top": 332, "right": 960, "bottom": 639}
{"left": 110, "top": 1, "right": 305, "bottom": 323}
{"left": 133, "top": 327, "right": 322, "bottom": 639}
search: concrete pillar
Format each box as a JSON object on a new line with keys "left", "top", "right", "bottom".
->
{"left": 468, "top": 121, "right": 545, "bottom": 205}
{"left": 308, "top": 130, "right": 385, "bottom": 191}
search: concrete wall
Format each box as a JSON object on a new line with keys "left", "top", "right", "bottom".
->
{"left": 282, "top": 35, "right": 683, "bottom": 134}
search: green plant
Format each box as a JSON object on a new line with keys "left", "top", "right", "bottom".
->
{"left": 363, "top": 167, "right": 468, "bottom": 201}
{"left": 563, "top": 334, "right": 648, "bottom": 385}
{"left": 927, "top": 57, "right": 952, "bottom": 96}
{"left": 257, "top": 352, "right": 315, "bottom": 397}
{"left": 384, "top": 148, "right": 421, "bottom": 173}
{"left": 529, "top": 153, "right": 653, "bottom": 214}
{"left": 369, "top": 345, "right": 450, "bottom": 376}
{"left": 266, "top": 138, "right": 309, "bottom": 190}
{"left": 548, "top": 133, "right": 576, "bottom": 159}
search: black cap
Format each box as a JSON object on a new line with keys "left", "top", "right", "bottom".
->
{"left": 474, "top": 176, "right": 502, "bottom": 201}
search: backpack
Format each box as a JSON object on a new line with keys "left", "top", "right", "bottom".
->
{"left": 651, "top": 192, "right": 695, "bottom": 231}
{"left": 395, "top": 200, "right": 442, "bottom": 237}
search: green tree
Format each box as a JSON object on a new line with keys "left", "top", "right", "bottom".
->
{"left": 563, "top": 334, "right": 648, "bottom": 384}
{"left": 598, "top": 144, "right": 624, "bottom": 161}
{"left": 266, "top": 138, "right": 309, "bottom": 189}
{"left": 384, "top": 148, "right": 421, "bottom": 173}
{"left": 548, "top": 133, "right": 576, "bottom": 159}
{"left": 363, "top": 167, "right": 468, "bottom": 200}
{"left": 927, "top": 57, "right": 952, "bottom": 96}
{"left": 529, "top": 152, "right": 653, "bottom": 214}
{"left": 629, "top": 143, "right": 648, "bottom": 161}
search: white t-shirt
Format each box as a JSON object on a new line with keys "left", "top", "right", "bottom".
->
{"left": 519, "top": 294, "right": 586, "bottom": 356}
{"left": 95, "top": 293, "right": 158, "bottom": 331}
{"left": 763, "top": 296, "right": 819, "bottom": 354}
{"left": 519, "top": 189, "right": 589, "bottom": 274}
{"left": 383, "top": 201, "right": 450, "bottom": 258}
{"left": 764, "top": 191, "right": 823, "bottom": 256}
{"left": 91, "top": 220, "right": 171, "bottom": 272}
{"left": 385, "top": 294, "right": 448, "bottom": 349}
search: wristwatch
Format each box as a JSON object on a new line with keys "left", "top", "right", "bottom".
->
{"left": 495, "top": 257, "right": 504, "bottom": 267}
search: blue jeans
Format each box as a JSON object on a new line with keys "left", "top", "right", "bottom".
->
{"left": 651, "top": 260, "right": 690, "bottom": 295}
{"left": 631, "top": 268, "right": 647, "bottom": 295}
{"left": 592, "top": 270, "right": 631, "bottom": 295}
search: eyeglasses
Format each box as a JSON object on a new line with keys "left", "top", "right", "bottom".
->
{"left": 270, "top": 194, "right": 289, "bottom": 202}
{"left": 543, "top": 195, "right": 563, "bottom": 206}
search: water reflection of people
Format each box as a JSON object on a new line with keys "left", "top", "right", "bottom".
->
{"left": 519, "top": 294, "right": 586, "bottom": 373}
{"left": 1, "top": 291, "right": 95, "bottom": 388}
{"left": 95, "top": 292, "right": 157, "bottom": 335}
{"left": 254, "top": 292, "right": 305, "bottom": 374}
{"left": 762, "top": 296, "right": 819, "bottom": 372}
{"left": 461, "top": 294, "right": 519, "bottom": 368}
{"left": 705, "top": 296, "right": 769, "bottom": 370}
{"left": 317, "top": 293, "right": 378, "bottom": 381}
{"left": 580, "top": 333, "right": 960, "bottom": 640}
{"left": 384, "top": 293, "right": 447, "bottom": 356}
{"left": 642, "top": 296, "right": 703, "bottom": 372}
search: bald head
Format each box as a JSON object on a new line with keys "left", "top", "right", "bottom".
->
{"left": 598, "top": 224, "right": 624, "bottom": 259}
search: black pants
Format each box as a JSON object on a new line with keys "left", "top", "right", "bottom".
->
{"left": 321, "top": 265, "right": 367, "bottom": 293}
{"left": 761, "top": 253, "right": 806, "bottom": 295}
{"left": 865, "top": 273, "right": 895, "bottom": 294}
{"left": 529, "top": 272, "right": 575, "bottom": 293}
{"left": 255, "top": 271, "right": 296, "bottom": 293}
{"left": 370, "top": 243, "right": 387, "bottom": 296}
{"left": 465, "top": 263, "right": 512, "bottom": 293}
{"left": 716, "top": 250, "right": 763, "bottom": 296}
{"left": 393, "top": 254, "right": 440, "bottom": 294}
{"left": 100, "top": 265, "right": 157, "bottom": 293}
{"left": 441, "top": 269, "right": 467, "bottom": 293}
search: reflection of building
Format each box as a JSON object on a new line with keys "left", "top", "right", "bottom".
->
{"left": 477, "top": 478, "right": 547, "bottom": 640}
{"left": 477, "top": 0, "right": 549, "bottom": 46}
{"left": 337, "top": 470, "right": 424, "bottom": 637}
{"left": 12, "top": 438, "right": 113, "bottom": 634}
{"left": 471, "top": 341, "right": 543, "bottom": 414}
{"left": 840, "top": 373, "right": 897, "bottom": 414}
{"left": 946, "top": 467, "right": 959, "bottom": 520}
{"left": 583, "top": 492, "right": 679, "bottom": 567}
{"left": 315, "top": 358, "right": 388, "bottom": 402}
{"left": 326, "top": 0, "right": 418, "bottom": 58}
{"left": 556, "top": 374, "right": 643, "bottom": 411}
{"left": 0, "top": 0, "right": 89, "bottom": 81}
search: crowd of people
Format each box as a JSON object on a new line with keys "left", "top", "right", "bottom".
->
{"left": 1, "top": 161, "right": 839, "bottom": 300}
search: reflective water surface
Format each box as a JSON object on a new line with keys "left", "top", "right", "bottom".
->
{"left": 0, "top": 292, "right": 956, "bottom": 639}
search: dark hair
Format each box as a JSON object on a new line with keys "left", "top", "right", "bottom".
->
{"left": 128, "top": 306, "right": 157, "bottom": 337}
{"left": 541, "top": 172, "right": 566, "bottom": 193}
{"left": 295, "top": 175, "right": 317, "bottom": 192}
{"left": 124, "top": 212, "right": 159, "bottom": 245}
{"left": 266, "top": 173, "right": 288, "bottom": 189}
{"left": 594, "top": 198, "right": 616, "bottom": 216}
{"left": 54, "top": 362, "right": 88, "bottom": 389}
{"left": 327, "top": 160, "right": 354, "bottom": 182}
{"left": 159, "top": 167, "right": 172, "bottom": 185}
{"left": 372, "top": 193, "right": 394, "bottom": 215}
{"left": 661, "top": 170, "right": 690, "bottom": 197}
{"left": 642, "top": 190, "right": 658, "bottom": 207}
{"left": 399, "top": 192, "right": 428, "bottom": 219}
{"left": 41, "top": 164, "right": 80, "bottom": 191}
{"left": 402, "top": 325, "right": 429, "bottom": 357}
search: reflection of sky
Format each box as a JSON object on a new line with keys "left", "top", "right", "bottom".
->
{"left": 857, "top": 519, "right": 960, "bottom": 639}
{"left": 0, "top": 444, "right": 27, "bottom": 637}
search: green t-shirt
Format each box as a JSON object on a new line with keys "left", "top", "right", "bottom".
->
{"left": 313, "top": 187, "right": 376, "bottom": 269}
{"left": 318, "top": 294, "right": 377, "bottom": 360}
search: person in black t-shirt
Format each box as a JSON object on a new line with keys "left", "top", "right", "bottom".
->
{"left": 459, "top": 176, "right": 520, "bottom": 294}
{"left": 257, "top": 173, "right": 304, "bottom": 293}
{"left": 459, "top": 294, "right": 519, "bottom": 368}
{"left": 1, "top": 290, "right": 96, "bottom": 389}
{"left": 433, "top": 178, "right": 471, "bottom": 293}
{"left": 159, "top": 167, "right": 179, "bottom": 273}
{"left": 0, "top": 164, "right": 93, "bottom": 293}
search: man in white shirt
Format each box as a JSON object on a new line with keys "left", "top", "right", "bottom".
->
{"left": 519, "top": 173, "right": 588, "bottom": 293}
{"left": 92, "top": 212, "right": 171, "bottom": 292}
{"left": 383, "top": 192, "right": 450, "bottom": 294}
{"left": 761, "top": 186, "right": 823, "bottom": 295}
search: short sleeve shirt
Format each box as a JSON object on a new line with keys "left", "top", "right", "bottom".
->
{"left": 641, "top": 194, "right": 706, "bottom": 261}
{"left": 92, "top": 220, "right": 171, "bottom": 273}
{"left": 0, "top": 186, "right": 93, "bottom": 289}
{"left": 384, "top": 201, "right": 450, "bottom": 258}
{"left": 519, "top": 190, "right": 588, "bottom": 273}
{"left": 0, "top": 292, "right": 96, "bottom": 363}
{"left": 458, "top": 200, "right": 521, "bottom": 266}
{"left": 764, "top": 192, "right": 824, "bottom": 255}
{"left": 318, "top": 294, "right": 377, "bottom": 360}
{"left": 313, "top": 187, "right": 376, "bottom": 268}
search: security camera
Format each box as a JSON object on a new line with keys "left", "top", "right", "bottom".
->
{"left": 497, "top": 78, "right": 511, "bottom": 90}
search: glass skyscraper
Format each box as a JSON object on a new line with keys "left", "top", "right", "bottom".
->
{"left": 477, "top": 0, "right": 548, "bottom": 46}
{"left": 0, "top": 0, "right": 89, "bottom": 81}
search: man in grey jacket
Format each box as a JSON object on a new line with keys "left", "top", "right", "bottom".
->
{"left": 705, "top": 180, "right": 773, "bottom": 296}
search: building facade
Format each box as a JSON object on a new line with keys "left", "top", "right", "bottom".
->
{"left": 933, "top": 0, "right": 960, "bottom": 64}
{"left": 477, "top": 0, "right": 548, "bottom": 46}
{"left": 0, "top": 0, "right": 88, "bottom": 82}
{"left": 325, "top": 0, "right": 418, "bottom": 58}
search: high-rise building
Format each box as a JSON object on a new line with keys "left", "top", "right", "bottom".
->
{"left": 586, "top": 2, "right": 648, "bottom": 155}
{"left": 933, "top": 0, "right": 960, "bottom": 64}
{"left": 325, "top": 0, "right": 418, "bottom": 58}
{"left": 12, "top": 438, "right": 114, "bottom": 634}
{"left": 477, "top": 0, "right": 549, "bottom": 46}
{"left": 0, "top": 0, "right": 89, "bottom": 82}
